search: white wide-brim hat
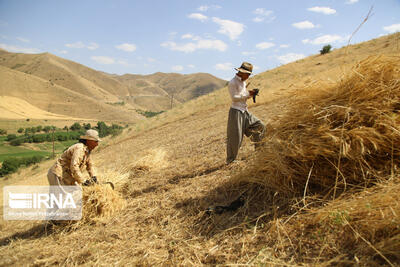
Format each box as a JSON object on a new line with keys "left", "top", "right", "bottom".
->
{"left": 80, "top": 129, "right": 101, "bottom": 142}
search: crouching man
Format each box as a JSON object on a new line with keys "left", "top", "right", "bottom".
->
{"left": 47, "top": 129, "right": 101, "bottom": 187}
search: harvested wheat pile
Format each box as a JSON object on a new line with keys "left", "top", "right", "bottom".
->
{"left": 235, "top": 55, "right": 400, "bottom": 196}
{"left": 80, "top": 184, "right": 127, "bottom": 224}
{"left": 264, "top": 180, "right": 400, "bottom": 266}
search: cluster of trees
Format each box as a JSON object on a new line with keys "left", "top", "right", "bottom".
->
{"left": 7, "top": 131, "right": 82, "bottom": 146}
{"left": 135, "top": 109, "right": 164, "bottom": 118}
{"left": 17, "top": 125, "right": 56, "bottom": 134}
{"left": 0, "top": 155, "right": 44, "bottom": 177}
{"left": 96, "top": 121, "right": 124, "bottom": 137}
{"left": 65, "top": 122, "right": 93, "bottom": 131}
{"left": 5, "top": 121, "right": 124, "bottom": 146}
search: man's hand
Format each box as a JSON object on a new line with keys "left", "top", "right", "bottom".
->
{"left": 82, "top": 180, "right": 91, "bottom": 186}
{"left": 91, "top": 176, "right": 98, "bottom": 184}
{"left": 83, "top": 176, "right": 98, "bottom": 186}
{"left": 246, "top": 90, "right": 256, "bottom": 100}
{"left": 248, "top": 89, "right": 260, "bottom": 103}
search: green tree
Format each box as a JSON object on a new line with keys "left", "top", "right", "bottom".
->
{"left": 43, "top": 126, "right": 52, "bottom": 133}
{"left": 0, "top": 158, "right": 20, "bottom": 176}
{"left": 0, "top": 155, "right": 44, "bottom": 177}
{"left": 70, "top": 122, "right": 82, "bottom": 131}
{"left": 0, "top": 129, "right": 7, "bottom": 135}
{"left": 84, "top": 123, "right": 91, "bottom": 130}
{"left": 17, "top": 128, "right": 24, "bottom": 133}
{"left": 10, "top": 138, "right": 23, "bottom": 146}
{"left": 6, "top": 134, "right": 17, "bottom": 141}
{"left": 33, "top": 134, "right": 46, "bottom": 143}
{"left": 96, "top": 121, "right": 108, "bottom": 138}
{"left": 320, "top": 44, "right": 332, "bottom": 55}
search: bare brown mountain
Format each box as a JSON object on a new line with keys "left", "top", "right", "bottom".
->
{"left": 0, "top": 65, "right": 141, "bottom": 122}
{"left": 0, "top": 50, "right": 226, "bottom": 120}
{"left": 0, "top": 50, "right": 128, "bottom": 102}
{"left": 114, "top": 72, "right": 226, "bottom": 111}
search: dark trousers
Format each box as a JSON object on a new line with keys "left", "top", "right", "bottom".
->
{"left": 226, "top": 108, "right": 265, "bottom": 164}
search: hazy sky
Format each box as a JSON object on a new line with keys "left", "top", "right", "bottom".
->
{"left": 0, "top": 0, "right": 399, "bottom": 80}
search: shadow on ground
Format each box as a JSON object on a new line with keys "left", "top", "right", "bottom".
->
{"left": 174, "top": 181, "right": 299, "bottom": 237}
{"left": 0, "top": 223, "right": 58, "bottom": 247}
{"left": 122, "top": 163, "right": 227, "bottom": 199}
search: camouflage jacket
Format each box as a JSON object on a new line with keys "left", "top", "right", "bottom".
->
{"left": 50, "top": 143, "right": 96, "bottom": 185}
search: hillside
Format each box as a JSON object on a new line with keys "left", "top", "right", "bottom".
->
{"left": 0, "top": 96, "right": 83, "bottom": 120}
{"left": 0, "top": 50, "right": 226, "bottom": 116}
{"left": 0, "top": 33, "right": 399, "bottom": 266}
{"left": 0, "top": 65, "right": 141, "bottom": 123}
{"left": 114, "top": 72, "right": 226, "bottom": 111}
{"left": 0, "top": 50, "right": 128, "bottom": 101}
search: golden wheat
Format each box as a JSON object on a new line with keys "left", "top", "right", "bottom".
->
{"left": 235, "top": 55, "right": 400, "bottom": 198}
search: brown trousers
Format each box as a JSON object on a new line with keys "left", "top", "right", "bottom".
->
{"left": 47, "top": 169, "right": 68, "bottom": 220}
{"left": 47, "top": 169, "right": 68, "bottom": 186}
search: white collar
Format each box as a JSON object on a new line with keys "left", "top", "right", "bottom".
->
{"left": 235, "top": 74, "right": 244, "bottom": 82}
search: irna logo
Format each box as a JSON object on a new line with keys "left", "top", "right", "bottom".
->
{"left": 3, "top": 186, "right": 82, "bottom": 220}
{"left": 8, "top": 192, "right": 76, "bottom": 209}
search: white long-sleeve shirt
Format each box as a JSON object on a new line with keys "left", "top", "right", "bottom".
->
{"left": 228, "top": 74, "right": 249, "bottom": 112}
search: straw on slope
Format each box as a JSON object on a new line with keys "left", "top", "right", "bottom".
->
{"left": 56, "top": 184, "right": 126, "bottom": 229}
{"left": 234, "top": 55, "right": 400, "bottom": 196}
{"left": 80, "top": 184, "right": 127, "bottom": 224}
{"left": 129, "top": 148, "right": 169, "bottom": 174}
{"left": 263, "top": 180, "right": 400, "bottom": 266}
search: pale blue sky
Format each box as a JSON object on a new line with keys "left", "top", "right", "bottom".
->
{"left": 0, "top": 0, "right": 399, "bottom": 80}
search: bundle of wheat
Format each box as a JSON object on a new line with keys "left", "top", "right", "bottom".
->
{"left": 234, "top": 55, "right": 400, "bottom": 196}
{"left": 80, "top": 184, "right": 127, "bottom": 224}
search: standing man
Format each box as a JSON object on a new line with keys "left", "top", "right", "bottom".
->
{"left": 226, "top": 62, "right": 266, "bottom": 164}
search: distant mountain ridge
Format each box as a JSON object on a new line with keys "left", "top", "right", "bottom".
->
{"left": 0, "top": 49, "right": 226, "bottom": 121}
{"left": 115, "top": 72, "right": 227, "bottom": 111}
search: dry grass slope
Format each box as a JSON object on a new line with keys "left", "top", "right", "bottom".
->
{"left": 0, "top": 96, "right": 81, "bottom": 120}
{"left": 0, "top": 50, "right": 129, "bottom": 100}
{"left": 116, "top": 72, "right": 226, "bottom": 111}
{"left": 0, "top": 65, "right": 141, "bottom": 123}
